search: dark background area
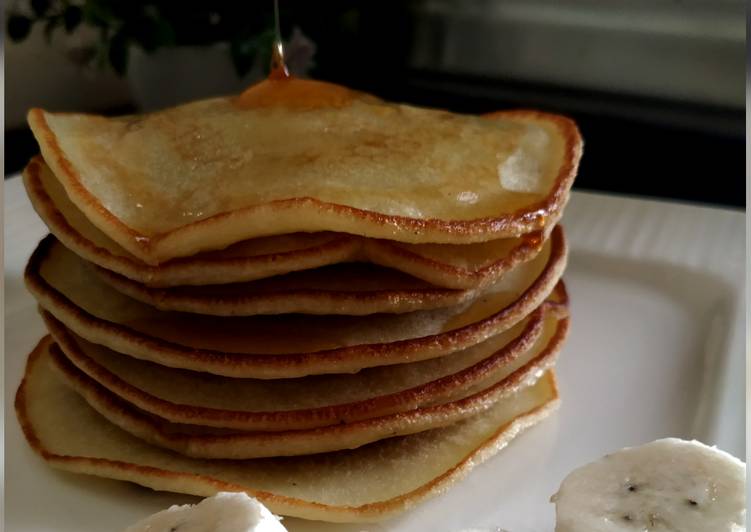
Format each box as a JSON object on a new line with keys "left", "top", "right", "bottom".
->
{"left": 5, "top": 1, "right": 744, "bottom": 208}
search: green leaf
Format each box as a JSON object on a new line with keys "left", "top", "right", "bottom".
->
{"left": 108, "top": 31, "right": 129, "bottom": 76}
{"left": 7, "top": 14, "right": 32, "bottom": 42}
{"left": 230, "top": 28, "right": 276, "bottom": 77}
{"left": 83, "top": 0, "right": 116, "bottom": 27}
{"left": 135, "top": 15, "right": 176, "bottom": 51}
{"left": 256, "top": 28, "right": 276, "bottom": 74}
{"left": 31, "top": 0, "right": 51, "bottom": 18}
{"left": 92, "top": 37, "right": 109, "bottom": 70}
{"left": 64, "top": 6, "right": 83, "bottom": 33}
{"left": 230, "top": 35, "right": 257, "bottom": 77}
{"left": 43, "top": 17, "right": 62, "bottom": 43}
{"left": 340, "top": 8, "right": 361, "bottom": 33}
{"left": 153, "top": 17, "right": 176, "bottom": 47}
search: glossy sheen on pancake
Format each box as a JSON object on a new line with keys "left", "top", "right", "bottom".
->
{"left": 46, "top": 298, "right": 568, "bottom": 431}
{"left": 16, "top": 337, "right": 558, "bottom": 521}
{"left": 24, "top": 157, "right": 545, "bottom": 289}
{"left": 25, "top": 227, "right": 567, "bottom": 378}
{"left": 50, "top": 323, "right": 560, "bottom": 458}
{"left": 29, "top": 78, "right": 582, "bottom": 263}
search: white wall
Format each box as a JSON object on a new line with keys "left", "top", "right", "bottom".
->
{"left": 413, "top": 0, "right": 745, "bottom": 108}
{"left": 5, "top": 26, "right": 132, "bottom": 129}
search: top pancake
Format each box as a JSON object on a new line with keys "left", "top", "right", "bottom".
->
{"left": 29, "top": 78, "right": 582, "bottom": 264}
{"left": 23, "top": 157, "right": 545, "bottom": 289}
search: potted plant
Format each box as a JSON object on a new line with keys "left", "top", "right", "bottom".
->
{"left": 7, "top": 0, "right": 316, "bottom": 110}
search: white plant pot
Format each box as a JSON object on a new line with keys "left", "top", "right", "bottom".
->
{"left": 127, "top": 44, "right": 262, "bottom": 111}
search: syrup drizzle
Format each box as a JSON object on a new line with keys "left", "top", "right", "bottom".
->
{"left": 522, "top": 231, "right": 543, "bottom": 249}
{"left": 269, "top": 0, "right": 290, "bottom": 80}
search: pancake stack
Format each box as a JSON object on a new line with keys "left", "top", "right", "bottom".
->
{"left": 16, "top": 78, "right": 582, "bottom": 523}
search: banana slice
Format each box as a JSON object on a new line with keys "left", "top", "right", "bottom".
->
{"left": 124, "top": 492, "right": 286, "bottom": 532}
{"left": 551, "top": 438, "right": 746, "bottom": 532}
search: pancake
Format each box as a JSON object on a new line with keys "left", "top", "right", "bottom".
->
{"left": 24, "top": 157, "right": 545, "bottom": 290}
{"left": 93, "top": 260, "right": 506, "bottom": 316}
{"left": 94, "top": 262, "right": 479, "bottom": 316}
{"left": 45, "top": 296, "right": 568, "bottom": 431}
{"left": 28, "top": 78, "right": 582, "bottom": 263}
{"left": 50, "top": 315, "right": 560, "bottom": 459}
{"left": 26, "top": 227, "right": 567, "bottom": 378}
{"left": 17, "top": 337, "right": 559, "bottom": 522}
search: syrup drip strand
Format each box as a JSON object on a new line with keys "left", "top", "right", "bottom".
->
{"left": 269, "top": 0, "right": 290, "bottom": 80}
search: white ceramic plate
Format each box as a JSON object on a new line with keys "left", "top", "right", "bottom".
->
{"left": 4, "top": 178, "right": 744, "bottom": 532}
